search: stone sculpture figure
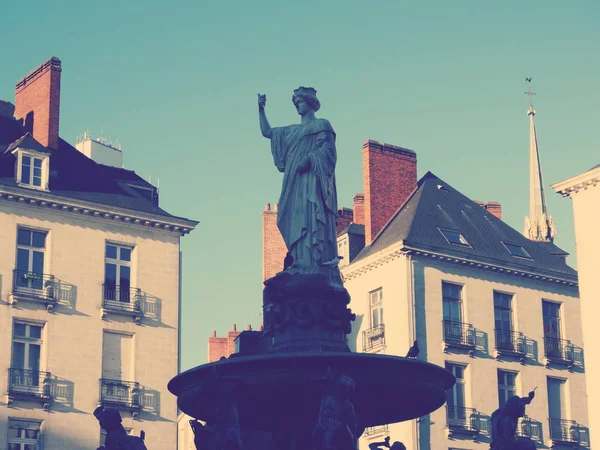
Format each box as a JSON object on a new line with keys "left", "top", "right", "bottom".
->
{"left": 369, "top": 436, "right": 406, "bottom": 450}
{"left": 94, "top": 406, "right": 147, "bottom": 450}
{"left": 490, "top": 389, "right": 537, "bottom": 450}
{"left": 312, "top": 371, "right": 364, "bottom": 450}
{"left": 258, "top": 88, "right": 339, "bottom": 274}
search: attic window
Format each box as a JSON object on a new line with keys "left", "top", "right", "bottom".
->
{"left": 438, "top": 228, "right": 471, "bottom": 247}
{"left": 17, "top": 152, "right": 49, "bottom": 190}
{"left": 502, "top": 242, "right": 532, "bottom": 259}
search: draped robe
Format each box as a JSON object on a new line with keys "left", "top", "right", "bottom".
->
{"left": 270, "top": 118, "right": 338, "bottom": 272}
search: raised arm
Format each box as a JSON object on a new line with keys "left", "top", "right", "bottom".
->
{"left": 258, "top": 94, "right": 272, "bottom": 139}
{"left": 369, "top": 436, "right": 391, "bottom": 450}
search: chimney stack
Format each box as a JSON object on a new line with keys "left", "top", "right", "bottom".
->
{"left": 353, "top": 193, "right": 365, "bottom": 225}
{"left": 363, "top": 140, "right": 417, "bottom": 245}
{"left": 485, "top": 201, "right": 502, "bottom": 220}
{"left": 14, "top": 57, "right": 62, "bottom": 150}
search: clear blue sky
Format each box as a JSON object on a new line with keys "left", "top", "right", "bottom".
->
{"left": 2, "top": 1, "right": 598, "bottom": 371}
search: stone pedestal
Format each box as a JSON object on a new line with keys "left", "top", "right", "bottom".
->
{"left": 263, "top": 271, "right": 355, "bottom": 353}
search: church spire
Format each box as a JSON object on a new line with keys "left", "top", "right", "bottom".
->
{"left": 524, "top": 78, "right": 556, "bottom": 242}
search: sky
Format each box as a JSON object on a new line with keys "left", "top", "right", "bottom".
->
{"left": 2, "top": 1, "right": 599, "bottom": 371}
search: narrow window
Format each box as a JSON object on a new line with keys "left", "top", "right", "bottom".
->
{"left": 369, "top": 289, "right": 383, "bottom": 328}
{"left": 104, "top": 243, "right": 133, "bottom": 303}
{"left": 446, "top": 363, "right": 467, "bottom": 424}
{"left": 8, "top": 418, "right": 42, "bottom": 450}
{"left": 101, "top": 331, "right": 135, "bottom": 408}
{"left": 15, "top": 228, "right": 47, "bottom": 292}
{"left": 497, "top": 370, "right": 517, "bottom": 408}
{"left": 442, "top": 282, "right": 466, "bottom": 343}
{"left": 494, "top": 292, "right": 514, "bottom": 350}
{"left": 10, "top": 322, "right": 44, "bottom": 393}
{"left": 20, "top": 155, "right": 43, "bottom": 187}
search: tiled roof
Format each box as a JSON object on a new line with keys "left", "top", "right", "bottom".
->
{"left": 354, "top": 171, "right": 577, "bottom": 281}
{"left": 0, "top": 115, "right": 193, "bottom": 222}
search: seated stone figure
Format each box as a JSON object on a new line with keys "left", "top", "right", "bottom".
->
{"left": 490, "top": 390, "right": 537, "bottom": 450}
{"left": 94, "top": 406, "right": 147, "bottom": 450}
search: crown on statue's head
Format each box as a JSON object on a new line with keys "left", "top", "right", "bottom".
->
{"left": 294, "top": 86, "right": 317, "bottom": 97}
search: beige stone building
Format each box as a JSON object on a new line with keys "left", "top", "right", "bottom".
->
{"left": 0, "top": 58, "right": 197, "bottom": 449}
{"left": 553, "top": 164, "right": 600, "bottom": 449}
{"left": 339, "top": 138, "right": 589, "bottom": 449}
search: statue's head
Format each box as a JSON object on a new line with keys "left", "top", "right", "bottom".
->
{"left": 503, "top": 395, "right": 527, "bottom": 418}
{"left": 390, "top": 442, "right": 406, "bottom": 450}
{"left": 93, "top": 406, "right": 123, "bottom": 432}
{"left": 292, "top": 86, "right": 321, "bottom": 113}
{"left": 335, "top": 374, "right": 356, "bottom": 396}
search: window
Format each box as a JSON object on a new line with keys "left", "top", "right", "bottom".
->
{"left": 8, "top": 418, "right": 41, "bottom": 450}
{"left": 337, "top": 237, "right": 349, "bottom": 267}
{"left": 498, "top": 370, "right": 517, "bottom": 408}
{"left": 369, "top": 289, "right": 383, "bottom": 328}
{"left": 15, "top": 228, "right": 47, "bottom": 291}
{"left": 446, "top": 363, "right": 466, "bottom": 409}
{"left": 494, "top": 292, "right": 513, "bottom": 332}
{"left": 502, "top": 242, "right": 532, "bottom": 259}
{"left": 443, "top": 282, "right": 463, "bottom": 323}
{"left": 21, "top": 155, "right": 43, "bottom": 187}
{"left": 547, "top": 377, "right": 567, "bottom": 420}
{"left": 104, "top": 243, "right": 133, "bottom": 303}
{"left": 439, "top": 228, "right": 471, "bottom": 247}
{"left": 10, "top": 322, "right": 43, "bottom": 393}
{"left": 543, "top": 301, "right": 561, "bottom": 340}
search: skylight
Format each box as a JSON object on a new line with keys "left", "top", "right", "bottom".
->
{"left": 438, "top": 228, "right": 471, "bottom": 247}
{"left": 502, "top": 242, "right": 532, "bottom": 259}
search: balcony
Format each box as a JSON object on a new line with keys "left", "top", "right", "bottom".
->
{"left": 516, "top": 416, "right": 542, "bottom": 441}
{"left": 446, "top": 406, "right": 480, "bottom": 438}
{"left": 363, "top": 425, "right": 388, "bottom": 436}
{"left": 7, "top": 368, "right": 52, "bottom": 409}
{"left": 495, "top": 329, "right": 532, "bottom": 362}
{"left": 99, "top": 379, "right": 141, "bottom": 412}
{"left": 11, "top": 270, "right": 58, "bottom": 311}
{"left": 101, "top": 284, "right": 143, "bottom": 324}
{"left": 544, "top": 336, "right": 574, "bottom": 367}
{"left": 549, "top": 418, "right": 590, "bottom": 446}
{"left": 443, "top": 320, "right": 476, "bottom": 354}
{"left": 362, "top": 324, "right": 385, "bottom": 352}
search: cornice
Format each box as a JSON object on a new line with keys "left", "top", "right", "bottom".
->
{"left": 552, "top": 166, "right": 600, "bottom": 197}
{"left": 0, "top": 185, "right": 198, "bottom": 236}
{"left": 343, "top": 242, "right": 577, "bottom": 288}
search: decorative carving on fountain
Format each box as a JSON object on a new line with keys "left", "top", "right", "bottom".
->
{"left": 490, "top": 388, "right": 537, "bottom": 450}
{"left": 312, "top": 368, "right": 364, "bottom": 450}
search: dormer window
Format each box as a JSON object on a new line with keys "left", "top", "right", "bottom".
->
{"left": 502, "top": 242, "right": 532, "bottom": 259}
{"left": 8, "top": 134, "right": 51, "bottom": 191}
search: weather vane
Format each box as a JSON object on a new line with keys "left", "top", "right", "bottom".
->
{"left": 525, "top": 77, "right": 536, "bottom": 110}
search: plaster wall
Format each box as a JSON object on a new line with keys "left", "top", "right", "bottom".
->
{"left": 0, "top": 200, "right": 181, "bottom": 450}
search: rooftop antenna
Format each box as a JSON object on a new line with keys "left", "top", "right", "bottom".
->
{"left": 525, "top": 77, "right": 535, "bottom": 110}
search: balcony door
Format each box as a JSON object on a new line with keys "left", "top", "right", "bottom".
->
{"left": 446, "top": 363, "right": 467, "bottom": 423}
{"left": 443, "top": 282, "right": 464, "bottom": 342}
{"left": 548, "top": 377, "right": 570, "bottom": 441}
{"left": 15, "top": 228, "right": 46, "bottom": 292}
{"left": 102, "top": 332, "right": 134, "bottom": 404}
{"left": 543, "top": 301, "right": 563, "bottom": 358}
{"left": 494, "top": 292, "right": 515, "bottom": 350}
{"left": 104, "top": 244, "right": 132, "bottom": 303}
{"left": 11, "top": 323, "right": 43, "bottom": 392}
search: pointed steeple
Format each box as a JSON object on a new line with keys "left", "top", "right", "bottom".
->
{"left": 524, "top": 79, "right": 556, "bottom": 242}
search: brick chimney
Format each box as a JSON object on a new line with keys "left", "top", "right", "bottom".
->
{"left": 485, "top": 201, "right": 502, "bottom": 220}
{"left": 363, "top": 140, "right": 417, "bottom": 245}
{"left": 14, "top": 57, "right": 62, "bottom": 150}
{"left": 207, "top": 325, "right": 241, "bottom": 363}
{"left": 353, "top": 193, "right": 365, "bottom": 225}
{"left": 262, "top": 203, "right": 287, "bottom": 282}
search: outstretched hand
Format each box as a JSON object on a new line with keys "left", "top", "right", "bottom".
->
{"left": 258, "top": 93, "right": 267, "bottom": 112}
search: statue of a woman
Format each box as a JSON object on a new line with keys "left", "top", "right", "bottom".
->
{"left": 258, "top": 87, "right": 339, "bottom": 274}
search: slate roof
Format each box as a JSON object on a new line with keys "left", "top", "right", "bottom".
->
{"left": 338, "top": 223, "right": 365, "bottom": 237}
{"left": 0, "top": 115, "right": 193, "bottom": 222}
{"left": 354, "top": 172, "right": 577, "bottom": 281}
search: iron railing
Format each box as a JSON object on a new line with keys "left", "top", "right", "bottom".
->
{"left": 102, "top": 284, "right": 142, "bottom": 312}
{"left": 362, "top": 324, "right": 385, "bottom": 351}
{"left": 447, "top": 406, "right": 480, "bottom": 433}
{"left": 443, "top": 320, "right": 476, "bottom": 347}
{"left": 99, "top": 379, "right": 140, "bottom": 409}
{"left": 495, "top": 329, "right": 526, "bottom": 354}
{"left": 549, "top": 418, "right": 590, "bottom": 446}
{"left": 8, "top": 368, "right": 51, "bottom": 398}
{"left": 517, "top": 416, "right": 540, "bottom": 440}
{"left": 363, "top": 425, "right": 388, "bottom": 436}
{"left": 13, "top": 269, "right": 56, "bottom": 301}
{"left": 544, "top": 336, "right": 574, "bottom": 363}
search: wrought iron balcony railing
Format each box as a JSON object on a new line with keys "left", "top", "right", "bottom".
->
{"left": 443, "top": 320, "right": 476, "bottom": 347}
{"left": 544, "top": 336, "right": 574, "bottom": 363}
{"left": 362, "top": 324, "right": 385, "bottom": 352}
{"left": 99, "top": 378, "right": 140, "bottom": 409}
{"left": 8, "top": 368, "right": 51, "bottom": 398}
{"left": 549, "top": 418, "right": 590, "bottom": 446}
{"left": 102, "top": 284, "right": 143, "bottom": 313}
{"left": 447, "top": 406, "right": 480, "bottom": 433}
{"left": 363, "top": 425, "right": 389, "bottom": 436}
{"left": 516, "top": 416, "right": 541, "bottom": 440}
{"left": 495, "top": 329, "right": 526, "bottom": 354}
{"left": 13, "top": 269, "right": 57, "bottom": 301}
